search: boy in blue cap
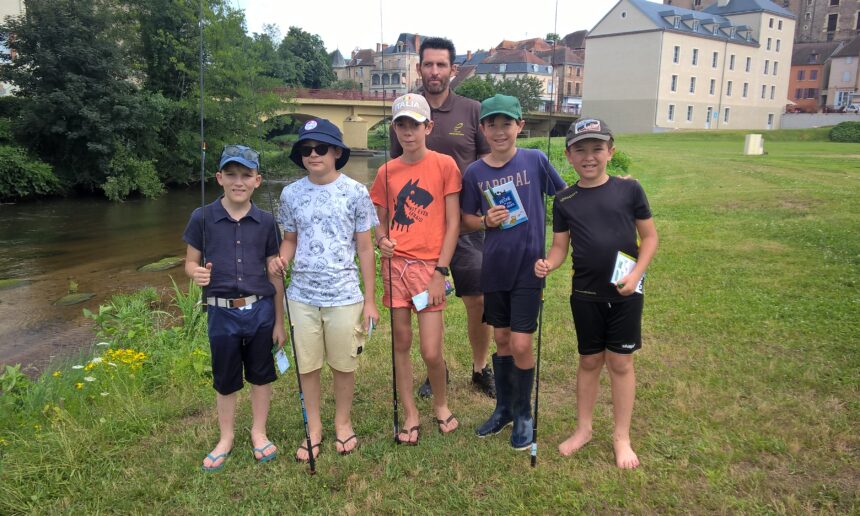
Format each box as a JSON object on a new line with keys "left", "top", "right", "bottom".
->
{"left": 184, "top": 144, "right": 286, "bottom": 472}
{"left": 460, "top": 94, "right": 566, "bottom": 450}
{"left": 269, "top": 119, "right": 379, "bottom": 461}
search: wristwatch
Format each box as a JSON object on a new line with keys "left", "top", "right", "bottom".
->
{"left": 434, "top": 266, "right": 450, "bottom": 276}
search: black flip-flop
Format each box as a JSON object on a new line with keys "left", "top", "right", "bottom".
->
{"left": 335, "top": 434, "right": 358, "bottom": 455}
{"left": 436, "top": 414, "right": 458, "bottom": 434}
{"left": 396, "top": 425, "right": 420, "bottom": 446}
{"left": 295, "top": 439, "right": 323, "bottom": 463}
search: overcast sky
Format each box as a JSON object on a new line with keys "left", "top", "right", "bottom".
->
{"left": 237, "top": 0, "right": 621, "bottom": 54}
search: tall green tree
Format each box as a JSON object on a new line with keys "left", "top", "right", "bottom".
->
{"left": 496, "top": 76, "right": 545, "bottom": 112}
{"left": 0, "top": 0, "right": 165, "bottom": 198}
{"left": 454, "top": 76, "right": 496, "bottom": 102}
{"left": 278, "top": 27, "right": 335, "bottom": 88}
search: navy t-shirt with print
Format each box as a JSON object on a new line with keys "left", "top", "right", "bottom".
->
{"left": 461, "top": 148, "right": 566, "bottom": 292}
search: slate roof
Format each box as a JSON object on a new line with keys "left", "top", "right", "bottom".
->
{"left": 476, "top": 49, "right": 552, "bottom": 75}
{"left": 831, "top": 35, "right": 860, "bottom": 58}
{"left": 561, "top": 30, "right": 587, "bottom": 50}
{"left": 790, "top": 41, "right": 842, "bottom": 66}
{"left": 702, "top": 0, "right": 795, "bottom": 19}
{"left": 622, "top": 0, "right": 759, "bottom": 46}
{"left": 347, "top": 48, "right": 375, "bottom": 67}
{"left": 535, "top": 47, "right": 585, "bottom": 66}
{"left": 330, "top": 49, "right": 346, "bottom": 68}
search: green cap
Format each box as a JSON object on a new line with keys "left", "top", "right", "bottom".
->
{"left": 480, "top": 94, "right": 522, "bottom": 121}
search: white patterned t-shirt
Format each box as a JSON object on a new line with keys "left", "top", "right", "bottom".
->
{"left": 278, "top": 174, "right": 378, "bottom": 307}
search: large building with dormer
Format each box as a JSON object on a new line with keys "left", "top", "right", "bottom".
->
{"left": 584, "top": 0, "right": 796, "bottom": 132}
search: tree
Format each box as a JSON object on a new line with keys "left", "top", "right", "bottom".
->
{"left": 545, "top": 33, "right": 560, "bottom": 44}
{"left": 278, "top": 27, "right": 335, "bottom": 88}
{"left": 496, "top": 76, "right": 545, "bottom": 112}
{"left": 454, "top": 76, "right": 496, "bottom": 102}
{"left": 330, "top": 79, "right": 361, "bottom": 90}
{"left": 0, "top": 0, "right": 165, "bottom": 198}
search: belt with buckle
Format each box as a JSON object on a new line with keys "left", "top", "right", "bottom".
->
{"left": 206, "top": 295, "right": 259, "bottom": 309}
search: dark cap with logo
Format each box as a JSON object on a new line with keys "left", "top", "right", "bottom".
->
{"left": 565, "top": 118, "right": 613, "bottom": 147}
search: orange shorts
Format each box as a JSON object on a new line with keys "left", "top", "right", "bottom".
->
{"left": 381, "top": 256, "right": 446, "bottom": 313}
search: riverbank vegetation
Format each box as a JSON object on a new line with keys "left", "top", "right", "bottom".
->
{"left": 0, "top": 0, "right": 335, "bottom": 202}
{"left": 0, "top": 132, "right": 857, "bottom": 512}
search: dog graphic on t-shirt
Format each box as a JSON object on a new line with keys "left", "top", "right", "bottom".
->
{"left": 392, "top": 179, "right": 433, "bottom": 231}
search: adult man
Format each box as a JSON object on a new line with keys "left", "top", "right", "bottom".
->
{"left": 390, "top": 37, "right": 494, "bottom": 398}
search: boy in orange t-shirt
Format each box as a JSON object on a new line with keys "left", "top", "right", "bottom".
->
{"left": 370, "top": 93, "right": 461, "bottom": 444}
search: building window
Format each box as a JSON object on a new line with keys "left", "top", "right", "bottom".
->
{"left": 690, "top": 77, "right": 696, "bottom": 93}
{"left": 687, "top": 105, "right": 694, "bottom": 121}
{"left": 857, "top": 13, "right": 860, "bottom": 30}
{"left": 372, "top": 74, "right": 380, "bottom": 85}
{"left": 764, "top": 60, "right": 770, "bottom": 74}
{"left": 671, "top": 74, "right": 678, "bottom": 92}
{"left": 668, "top": 104, "right": 675, "bottom": 121}
{"left": 762, "top": 84, "right": 767, "bottom": 98}
{"left": 806, "top": 88, "right": 818, "bottom": 98}
{"left": 769, "top": 17, "right": 774, "bottom": 28}
{"left": 712, "top": 51, "right": 719, "bottom": 68}
{"left": 810, "top": 69, "right": 818, "bottom": 80}
{"left": 827, "top": 14, "right": 838, "bottom": 40}
{"left": 746, "top": 57, "right": 752, "bottom": 72}
{"left": 773, "top": 62, "right": 778, "bottom": 75}
{"left": 743, "top": 82, "right": 749, "bottom": 97}
{"left": 795, "top": 88, "right": 802, "bottom": 99}
{"left": 673, "top": 46, "right": 680, "bottom": 63}
{"left": 843, "top": 71, "right": 851, "bottom": 82}
{"left": 724, "top": 107, "right": 730, "bottom": 123}
{"left": 392, "top": 73, "right": 400, "bottom": 84}
{"left": 576, "top": 67, "right": 581, "bottom": 77}
{"left": 692, "top": 48, "right": 699, "bottom": 65}
{"left": 566, "top": 83, "right": 571, "bottom": 95}
{"left": 776, "top": 39, "right": 781, "bottom": 51}
{"left": 709, "top": 78, "right": 716, "bottom": 95}
{"left": 674, "top": 16, "right": 681, "bottom": 29}
{"left": 830, "top": 0, "right": 839, "bottom": 5}
{"left": 778, "top": 20, "right": 783, "bottom": 30}
{"left": 726, "top": 80, "right": 733, "bottom": 96}
{"left": 575, "top": 83, "right": 581, "bottom": 96}
{"left": 797, "top": 70, "right": 805, "bottom": 80}
{"left": 730, "top": 54, "right": 736, "bottom": 70}
{"left": 770, "top": 85, "right": 775, "bottom": 99}
{"left": 767, "top": 38, "right": 772, "bottom": 50}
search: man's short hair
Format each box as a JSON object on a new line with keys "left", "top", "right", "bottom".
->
{"left": 419, "top": 37, "right": 456, "bottom": 66}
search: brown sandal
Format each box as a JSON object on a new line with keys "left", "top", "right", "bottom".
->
{"left": 396, "top": 425, "right": 420, "bottom": 446}
{"left": 335, "top": 434, "right": 358, "bottom": 455}
{"left": 436, "top": 414, "right": 458, "bottom": 434}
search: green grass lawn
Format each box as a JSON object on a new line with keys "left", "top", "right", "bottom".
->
{"left": 1, "top": 130, "right": 858, "bottom": 513}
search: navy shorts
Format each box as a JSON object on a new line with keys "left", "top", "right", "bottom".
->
{"left": 570, "top": 295, "right": 644, "bottom": 355}
{"left": 483, "top": 288, "right": 541, "bottom": 334}
{"left": 207, "top": 296, "right": 278, "bottom": 395}
{"left": 450, "top": 231, "right": 483, "bottom": 297}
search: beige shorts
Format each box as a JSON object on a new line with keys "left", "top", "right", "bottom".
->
{"left": 287, "top": 299, "right": 366, "bottom": 374}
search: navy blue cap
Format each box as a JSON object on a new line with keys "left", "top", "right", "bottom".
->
{"left": 219, "top": 144, "right": 259, "bottom": 170}
{"left": 289, "top": 118, "right": 351, "bottom": 170}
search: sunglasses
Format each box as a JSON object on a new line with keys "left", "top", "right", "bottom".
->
{"left": 298, "top": 143, "right": 331, "bottom": 157}
{"left": 221, "top": 145, "right": 259, "bottom": 163}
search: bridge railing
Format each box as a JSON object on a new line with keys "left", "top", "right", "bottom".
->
{"left": 271, "top": 87, "right": 398, "bottom": 101}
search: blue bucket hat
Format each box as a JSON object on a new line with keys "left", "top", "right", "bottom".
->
{"left": 219, "top": 144, "right": 260, "bottom": 170}
{"left": 289, "top": 118, "right": 351, "bottom": 170}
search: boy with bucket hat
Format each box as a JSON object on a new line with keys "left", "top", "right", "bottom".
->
{"left": 184, "top": 144, "right": 286, "bottom": 471}
{"left": 460, "top": 94, "right": 566, "bottom": 450}
{"left": 269, "top": 118, "right": 379, "bottom": 461}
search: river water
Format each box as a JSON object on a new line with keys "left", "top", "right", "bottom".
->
{"left": 0, "top": 155, "right": 384, "bottom": 374}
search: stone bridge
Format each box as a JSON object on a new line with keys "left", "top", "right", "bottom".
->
{"left": 271, "top": 88, "right": 579, "bottom": 149}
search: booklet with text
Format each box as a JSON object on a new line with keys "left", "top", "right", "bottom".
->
{"left": 610, "top": 251, "right": 644, "bottom": 294}
{"left": 482, "top": 180, "right": 528, "bottom": 230}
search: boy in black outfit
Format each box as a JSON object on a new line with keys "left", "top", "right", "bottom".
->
{"left": 535, "top": 119, "right": 658, "bottom": 469}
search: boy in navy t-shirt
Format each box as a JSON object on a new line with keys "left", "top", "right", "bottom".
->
{"left": 535, "top": 118, "right": 658, "bottom": 469}
{"left": 460, "top": 94, "right": 565, "bottom": 450}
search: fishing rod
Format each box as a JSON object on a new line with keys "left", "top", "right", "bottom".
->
{"left": 531, "top": 0, "right": 560, "bottom": 469}
{"left": 198, "top": 0, "right": 208, "bottom": 303}
{"left": 379, "top": 0, "right": 400, "bottom": 445}
{"left": 239, "top": 5, "right": 317, "bottom": 474}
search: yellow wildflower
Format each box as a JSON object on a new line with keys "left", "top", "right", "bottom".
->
{"left": 75, "top": 382, "right": 84, "bottom": 390}
{"left": 52, "top": 371, "right": 62, "bottom": 378}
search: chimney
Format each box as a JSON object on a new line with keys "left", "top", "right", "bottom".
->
{"left": 466, "top": 50, "right": 472, "bottom": 62}
{"left": 414, "top": 34, "right": 420, "bottom": 53}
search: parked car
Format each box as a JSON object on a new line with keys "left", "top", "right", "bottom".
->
{"left": 845, "top": 104, "right": 860, "bottom": 113}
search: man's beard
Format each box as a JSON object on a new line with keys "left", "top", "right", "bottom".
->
{"left": 423, "top": 76, "right": 448, "bottom": 94}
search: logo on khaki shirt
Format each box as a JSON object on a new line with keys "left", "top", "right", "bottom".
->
{"left": 448, "top": 122, "right": 465, "bottom": 136}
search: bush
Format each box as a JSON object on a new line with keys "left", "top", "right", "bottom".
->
{"left": 101, "top": 146, "right": 164, "bottom": 201}
{"left": 0, "top": 145, "right": 61, "bottom": 200}
{"left": 518, "top": 137, "right": 633, "bottom": 186}
{"left": 829, "top": 121, "right": 860, "bottom": 143}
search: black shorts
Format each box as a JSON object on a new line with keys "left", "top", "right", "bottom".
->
{"left": 207, "top": 296, "right": 278, "bottom": 395}
{"left": 484, "top": 288, "right": 542, "bottom": 334}
{"left": 450, "top": 231, "right": 483, "bottom": 297}
{"left": 570, "top": 295, "right": 643, "bottom": 355}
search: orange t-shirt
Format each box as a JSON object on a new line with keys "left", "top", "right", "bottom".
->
{"left": 370, "top": 150, "right": 462, "bottom": 260}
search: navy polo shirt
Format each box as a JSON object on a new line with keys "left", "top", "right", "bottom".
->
{"left": 183, "top": 197, "right": 278, "bottom": 299}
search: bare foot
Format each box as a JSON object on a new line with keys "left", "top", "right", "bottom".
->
{"left": 613, "top": 438, "right": 640, "bottom": 469}
{"left": 251, "top": 432, "right": 277, "bottom": 461}
{"left": 202, "top": 438, "right": 233, "bottom": 469}
{"left": 558, "top": 427, "right": 592, "bottom": 456}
